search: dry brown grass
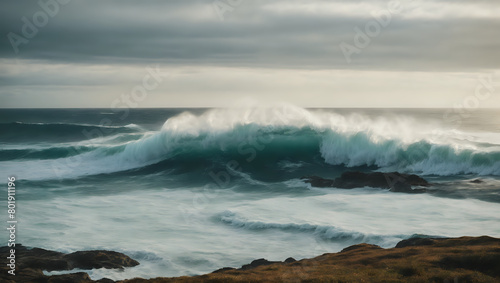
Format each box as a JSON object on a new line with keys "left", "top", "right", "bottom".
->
{"left": 119, "top": 236, "right": 500, "bottom": 283}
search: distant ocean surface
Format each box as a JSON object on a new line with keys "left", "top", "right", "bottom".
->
{"left": 1, "top": 106, "right": 500, "bottom": 280}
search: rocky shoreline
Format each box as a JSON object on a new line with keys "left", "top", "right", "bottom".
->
{"left": 0, "top": 244, "right": 138, "bottom": 282}
{"left": 2, "top": 236, "right": 500, "bottom": 282}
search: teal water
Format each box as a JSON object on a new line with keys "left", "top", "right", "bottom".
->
{"left": 0, "top": 105, "right": 499, "bottom": 280}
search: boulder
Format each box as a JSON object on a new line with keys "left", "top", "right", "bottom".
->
{"left": 64, "top": 250, "right": 140, "bottom": 270}
{"left": 0, "top": 244, "right": 139, "bottom": 283}
{"left": 302, "top": 171, "right": 429, "bottom": 193}
{"left": 395, "top": 238, "right": 436, "bottom": 248}
{"left": 213, "top": 257, "right": 298, "bottom": 274}
{"left": 241, "top": 258, "right": 279, "bottom": 270}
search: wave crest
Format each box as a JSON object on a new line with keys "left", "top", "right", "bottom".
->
{"left": 215, "top": 210, "right": 413, "bottom": 247}
{"left": 3, "top": 105, "right": 500, "bottom": 180}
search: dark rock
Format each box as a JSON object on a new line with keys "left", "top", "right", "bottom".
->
{"left": 396, "top": 238, "right": 436, "bottom": 248}
{"left": 47, "top": 272, "right": 93, "bottom": 283}
{"left": 396, "top": 235, "right": 500, "bottom": 249}
{"left": 301, "top": 171, "right": 429, "bottom": 193}
{"left": 64, "top": 250, "right": 139, "bottom": 270}
{"left": 301, "top": 176, "right": 336, "bottom": 188}
{"left": 470, "top": 179, "right": 484, "bottom": 184}
{"left": 0, "top": 244, "right": 137, "bottom": 283}
{"left": 95, "top": 278, "right": 116, "bottom": 283}
{"left": 241, "top": 258, "right": 279, "bottom": 270}
{"left": 341, "top": 243, "right": 382, "bottom": 253}
{"left": 215, "top": 257, "right": 297, "bottom": 274}
{"left": 18, "top": 248, "right": 139, "bottom": 271}
{"left": 0, "top": 266, "right": 46, "bottom": 283}
{"left": 22, "top": 258, "right": 70, "bottom": 271}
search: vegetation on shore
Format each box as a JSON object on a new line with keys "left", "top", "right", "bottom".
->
{"left": 2, "top": 236, "right": 499, "bottom": 282}
{"left": 122, "top": 236, "right": 500, "bottom": 283}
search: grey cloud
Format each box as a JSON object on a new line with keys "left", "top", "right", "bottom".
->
{"left": 0, "top": 0, "right": 499, "bottom": 72}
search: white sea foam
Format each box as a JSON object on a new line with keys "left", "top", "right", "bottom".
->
{"left": 1, "top": 104, "right": 499, "bottom": 181}
{"left": 12, "top": 186, "right": 500, "bottom": 280}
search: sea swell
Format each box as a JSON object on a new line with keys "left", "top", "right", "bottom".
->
{"left": 1, "top": 106, "right": 499, "bottom": 181}
{"left": 0, "top": 122, "right": 142, "bottom": 142}
{"left": 215, "top": 210, "right": 426, "bottom": 248}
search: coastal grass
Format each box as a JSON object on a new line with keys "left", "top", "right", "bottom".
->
{"left": 121, "top": 236, "right": 500, "bottom": 283}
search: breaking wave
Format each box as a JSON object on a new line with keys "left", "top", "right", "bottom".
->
{"left": 2, "top": 105, "right": 499, "bottom": 181}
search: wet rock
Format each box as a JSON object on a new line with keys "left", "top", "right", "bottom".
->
{"left": 64, "top": 250, "right": 139, "bottom": 270}
{"left": 396, "top": 238, "right": 436, "bottom": 248}
{"left": 0, "top": 244, "right": 138, "bottom": 283}
{"left": 302, "top": 171, "right": 429, "bottom": 193}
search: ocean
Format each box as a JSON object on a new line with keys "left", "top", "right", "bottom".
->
{"left": 1, "top": 105, "right": 499, "bottom": 280}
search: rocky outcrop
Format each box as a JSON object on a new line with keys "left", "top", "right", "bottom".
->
{"left": 240, "top": 258, "right": 282, "bottom": 270}
{"left": 301, "top": 171, "right": 430, "bottom": 193}
{"left": 3, "top": 236, "right": 500, "bottom": 282}
{"left": 64, "top": 250, "right": 139, "bottom": 270}
{"left": 395, "top": 237, "right": 437, "bottom": 248}
{"left": 120, "top": 236, "right": 500, "bottom": 282}
{"left": 212, "top": 257, "right": 297, "bottom": 273}
{"left": 0, "top": 244, "right": 138, "bottom": 283}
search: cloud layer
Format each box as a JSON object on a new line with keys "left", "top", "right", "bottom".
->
{"left": 0, "top": 0, "right": 499, "bottom": 107}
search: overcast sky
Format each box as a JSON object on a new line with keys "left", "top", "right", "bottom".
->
{"left": 1, "top": 0, "right": 499, "bottom": 108}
